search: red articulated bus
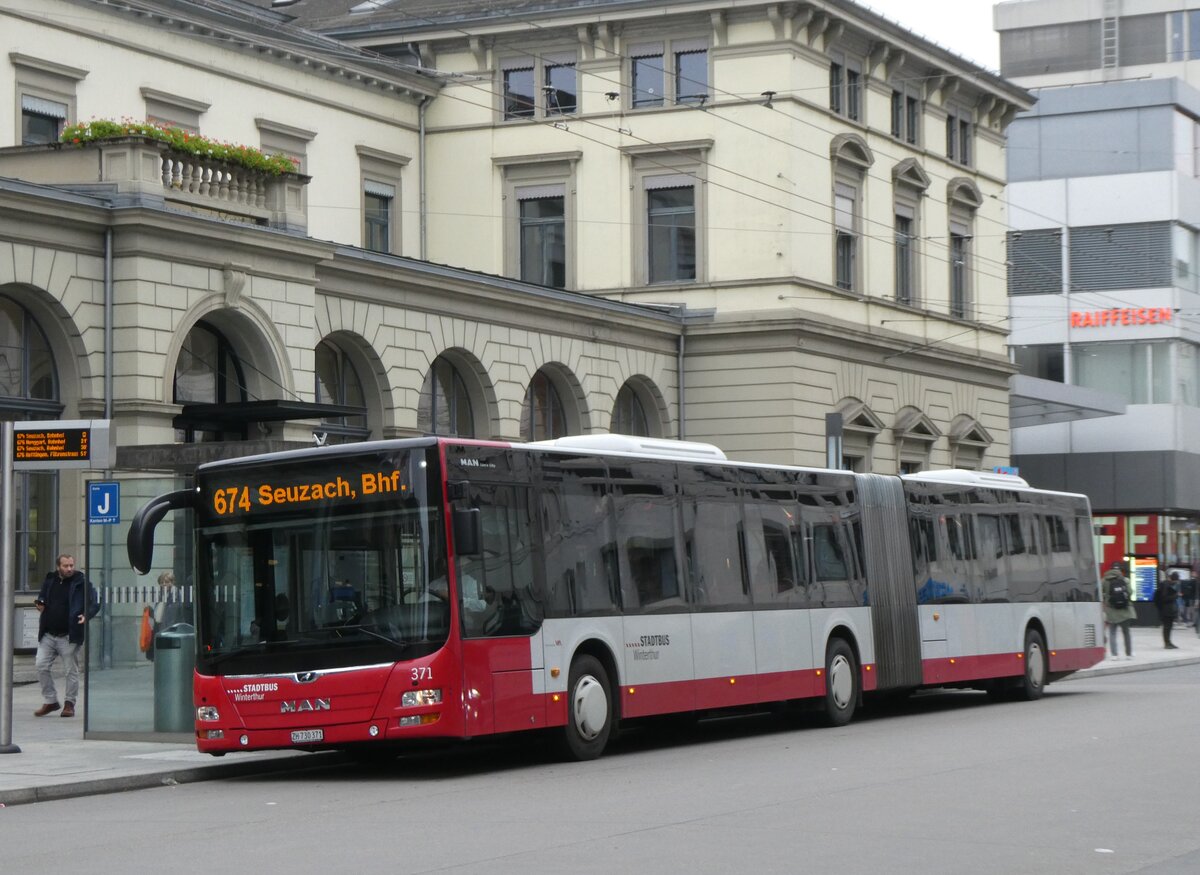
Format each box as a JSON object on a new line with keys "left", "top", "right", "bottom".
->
{"left": 127, "top": 434, "right": 1104, "bottom": 760}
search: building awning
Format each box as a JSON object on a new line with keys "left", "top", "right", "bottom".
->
{"left": 174, "top": 400, "right": 366, "bottom": 429}
{"left": 1009, "top": 375, "right": 1126, "bottom": 428}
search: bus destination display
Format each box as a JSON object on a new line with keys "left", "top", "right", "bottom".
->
{"left": 14, "top": 427, "right": 90, "bottom": 463}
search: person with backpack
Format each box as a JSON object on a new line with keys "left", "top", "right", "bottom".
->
{"left": 1102, "top": 561, "right": 1136, "bottom": 659}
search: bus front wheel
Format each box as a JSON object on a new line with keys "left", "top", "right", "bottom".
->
{"left": 561, "top": 655, "right": 614, "bottom": 761}
{"left": 822, "top": 638, "right": 859, "bottom": 727}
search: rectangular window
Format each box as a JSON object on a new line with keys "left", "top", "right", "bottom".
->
{"left": 647, "top": 184, "right": 696, "bottom": 283}
{"left": 613, "top": 473, "right": 681, "bottom": 611}
{"left": 544, "top": 61, "right": 577, "bottom": 115}
{"left": 1072, "top": 341, "right": 1171, "bottom": 404}
{"left": 1180, "top": 343, "right": 1200, "bottom": 408}
{"left": 1174, "top": 224, "right": 1196, "bottom": 291}
{"left": 1012, "top": 344, "right": 1065, "bottom": 382}
{"left": 946, "top": 108, "right": 973, "bottom": 166}
{"left": 631, "top": 41, "right": 707, "bottom": 107}
{"left": 1008, "top": 229, "right": 1063, "bottom": 296}
{"left": 846, "top": 69, "right": 861, "bottom": 122}
{"left": 364, "top": 183, "right": 393, "bottom": 253}
{"left": 1170, "top": 12, "right": 1186, "bottom": 61}
{"left": 633, "top": 49, "right": 665, "bottom": 108}
{"left": 830, "top": 56, "right": 861, "bottom": 121}
{"left": 1000, "top": 21, "right": 1100, "bottom": 77}
{"left": 906, "top": 95, "right": 920, "bottom": 144}
{"left": 1118, "top": 14, "right": 1167, "bottom": 66}
{"left": 503, "top": 66, "right": 536, "bottom": 119}
{"left": 358, "top": 147, "right": 408, "bottom": 256}
{"left": 835, "top": 182, "right": 857, "bottom": 291}
{"left": 682, "top": 493, "right": 747, "bottom": 608}
{"left": 460, "top": 484, "right": 539, "bottom": 637}
{"left": 518, "top": 190, "right": 566, "bottom": 288}
{"left": 895, "top": 213, "right": 914, "bottom": 304}
{"left": 950, "top": 230, "right": 970, "bottom": 318}
{"left": 21, "top": 95, "right": 66, "bottom": 145}
{"left": 890, "top": 90, "right": 920, "bottom": 144}
{"left": 1190, "top": 11, "right": 1200, "bottom": 60}
{"left": 674, "top": 48, "right": 708, "bottom": 104}
{"left": 539, "top": 459, "right": 619, "bottom": 617}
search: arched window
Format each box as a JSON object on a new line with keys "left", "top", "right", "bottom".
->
{"left": 173, "top": 321, "right": 248, "bottom": 442}
{"left": 0, "top": 294, "right": 59, "bottom": 593}
{"left": 0, "top": 295, "right": 58, "bottom": 413}
{"left": 521, "top": 369, "right": 567, "bottom": 440}
{"left": 315, "top": 340, "right": 368, "bottom": 442}
{"left": 612, "top": 382, "right": 649, "bottom": 436}
{"left": 418, "top": 356, "right": 474, "bottom": 437}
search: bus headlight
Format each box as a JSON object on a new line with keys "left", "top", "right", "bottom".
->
{"left": 401, "top": 689, "right": 442, "bottom": 707}
{"left": 197, "top": 706, "right": 220, "bottom": 722}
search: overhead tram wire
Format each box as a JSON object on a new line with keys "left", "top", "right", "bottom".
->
{"left": 62, "top": 0, "right": 1020, "bottom": 289}
{"left": 386, "top": 4, "right": 1036, "bottom": 272}
{"left": 65, "top": 0, "right": 1185, "bottom": 315}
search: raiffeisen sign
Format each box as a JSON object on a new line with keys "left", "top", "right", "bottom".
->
{"left": 1069, "top": 307, "right": 1174, "bottom": 328}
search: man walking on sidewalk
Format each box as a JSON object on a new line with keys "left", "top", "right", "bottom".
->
{"left": 1154, "top": 571, "right": 1181, "bottom": 650}
{"left": 33, "top": 554, "right": 100, "bottom": 718}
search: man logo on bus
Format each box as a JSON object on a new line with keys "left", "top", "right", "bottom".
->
{"left": 280, "top": 698, "right": 331, "bottom": 713}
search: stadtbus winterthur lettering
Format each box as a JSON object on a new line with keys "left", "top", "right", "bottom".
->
{"left": 210, "top": 469, "right": 406, "bottom": 515}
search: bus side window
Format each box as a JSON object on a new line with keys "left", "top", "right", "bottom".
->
{"left": 1004, "top": 513, "right": 1026, "bottom": 555}
{"left": 743, "top": 501, "right": 805, "bottom": 604}
{"left": 683, "top": 492, "right": 746, "bottom": 609}
{"left": 462, "top": 483, "right": 540, "bottom": 637}
{"left": 812, "top": 524, "right": 848, "bottom": 581}
{"left": 613, "top": 486, "right": 681, "bottom": 612}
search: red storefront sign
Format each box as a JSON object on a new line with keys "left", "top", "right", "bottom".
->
{"left": 1070, "top": 308, "right": 1172, "bottom": 328}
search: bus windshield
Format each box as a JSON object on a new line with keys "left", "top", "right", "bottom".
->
{"left": 193, "top": 447, "right": 449, "bottom": 674}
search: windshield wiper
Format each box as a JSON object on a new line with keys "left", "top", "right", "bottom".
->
{"left": 339, "top": 624, "right": 409, "bottom": 651}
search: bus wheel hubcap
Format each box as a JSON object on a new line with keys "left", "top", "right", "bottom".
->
{"left": 829, "top": 655, "right": 853, "bottom": 709}
{"left": 573, "top": 676, "right": 607, "bottom": 741}
{"left": 1027, "top": 644, "right": 1044, "bottom": 688}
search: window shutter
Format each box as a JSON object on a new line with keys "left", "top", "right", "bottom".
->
{"left": 516, "top": 183, "right": 565, "bottom": 200}
{"left": 1008, "top": 229, "right": 1062, "bottom": 295}
{"left": 364, "top": 179, "right": 395, "bottom": 198}
{"left": 1069, "top": 222, "right": 1172, "bottom": 291}
{"left": 21, "top": 95, "right": 67, "bottom": 118}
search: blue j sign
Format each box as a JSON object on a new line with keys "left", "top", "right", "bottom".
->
{"left": 89, "top": 482, "right": 120, "bottom": 525}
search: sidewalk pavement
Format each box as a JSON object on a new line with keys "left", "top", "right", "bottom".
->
{"left": 2, "top": 624, "right": 1199, "bottom": 807}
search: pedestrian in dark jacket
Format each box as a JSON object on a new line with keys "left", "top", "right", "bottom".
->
{"left": 1154, "top": 571, "right": 1180, "bottom": 650}
{"left": 33, "top": 553, "right": 100, "bottom": 718}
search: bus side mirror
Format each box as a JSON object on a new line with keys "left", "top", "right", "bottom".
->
{"left": 127, "top": 488, "right": 197, "bottom": 575}
{"left": 453, "top": 507, "right": 481, "bottom": 557}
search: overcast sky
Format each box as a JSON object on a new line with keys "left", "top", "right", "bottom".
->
{"left": 857, "top": 0, "right": 1001, "bottom": 71}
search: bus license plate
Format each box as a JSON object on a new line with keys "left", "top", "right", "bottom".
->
{"left": 291, "top": 729, "right": 323, "bottom": 743}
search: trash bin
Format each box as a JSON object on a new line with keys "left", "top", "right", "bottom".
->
{"left": 153, "top": 623, "right": 196, "bottom": 733}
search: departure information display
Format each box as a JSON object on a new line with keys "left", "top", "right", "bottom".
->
{"left": 11, "top": 420, "right": 112, "bottom": 470}
{"left": 14, "top": 427, "right": 91, "bottom": 463}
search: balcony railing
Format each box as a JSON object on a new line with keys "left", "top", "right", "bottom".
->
{"left": 0, "top": 137, "right": 309, "bottom": 232}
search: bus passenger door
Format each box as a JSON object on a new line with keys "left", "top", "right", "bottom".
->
{"left": 452, "top": 479, "right": 547, "bottom": 736}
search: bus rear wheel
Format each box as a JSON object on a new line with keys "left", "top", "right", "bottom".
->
{"left": 1014, "top": 628, "right": 1048, "bottom": 701}
{"left": 822, "top": 638, "right": 859, "bottom": 727}
{"left": 561, "top": 655, "right": 614, "bottom": 761}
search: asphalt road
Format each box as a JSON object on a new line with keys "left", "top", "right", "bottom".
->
{"left": 3, "top": 666, "right": 1198, "bottom": 874}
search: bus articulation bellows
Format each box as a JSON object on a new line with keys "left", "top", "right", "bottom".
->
{"left": 126, "top": 434, "right": 1104, "bottom": 760}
